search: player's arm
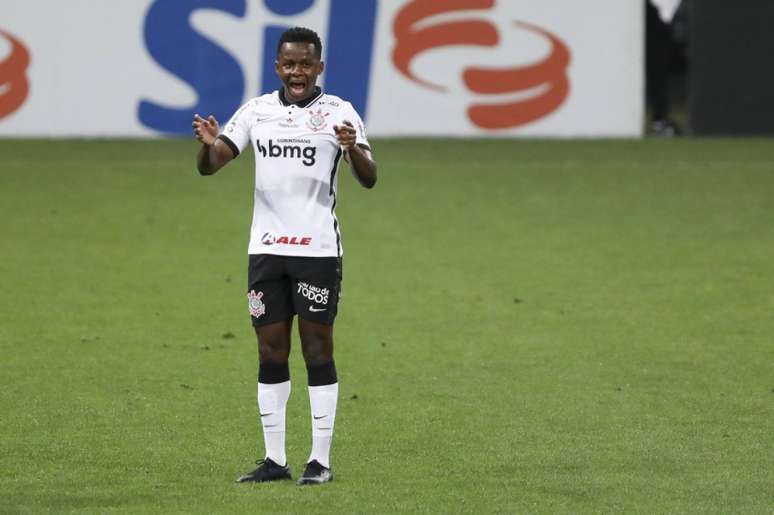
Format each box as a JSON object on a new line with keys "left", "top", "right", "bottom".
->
{"left": 334, "top": 120, "right": 376, "bottom": 189}
{"left": 193, "top": 114, "right": 235, "bottom": 175}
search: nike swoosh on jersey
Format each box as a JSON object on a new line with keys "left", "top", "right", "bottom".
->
{"left": 309, "top": 306, "right": 326, "bottom": 312}
{"left": 313, "top": 414, "right": 327, "bottom": 420}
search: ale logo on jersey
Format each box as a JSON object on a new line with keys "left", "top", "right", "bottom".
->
{"left": 261, "top": 232, "right": 312, "bottom": 246}
{"left": 0, "top": 28, "right": 31, "bottom": 120}
{"left": 392, "top": 0, "right": 571, "bottom": 129}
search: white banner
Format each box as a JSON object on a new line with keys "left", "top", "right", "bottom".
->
{"left": 0, "top": 0, "right": 643, "bottom": 137}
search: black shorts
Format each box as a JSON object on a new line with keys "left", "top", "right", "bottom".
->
{"left": 247, "top": 254, "right": 342, "bottom": 327}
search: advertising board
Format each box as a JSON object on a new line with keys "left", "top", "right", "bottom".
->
{"left": 0, "top": 0, "right": 643, "bottom": 137}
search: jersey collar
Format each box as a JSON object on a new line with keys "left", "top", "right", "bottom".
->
{"left": 278, "top": 86, "right": 323, "bottom": 108}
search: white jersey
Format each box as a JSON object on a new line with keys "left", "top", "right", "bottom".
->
{"left": 219, "top": 88, "right": 369, "bottom": 257}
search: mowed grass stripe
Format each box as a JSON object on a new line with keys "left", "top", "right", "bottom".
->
{"left": 1, "top": 138, "right": 772, "bottom": 514}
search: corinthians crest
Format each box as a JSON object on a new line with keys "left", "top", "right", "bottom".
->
{"left": 306, "top": 108, "right": 330, "bottom": 132}
{"left": 247, "top": 290, "right": 266, "bottom": 318}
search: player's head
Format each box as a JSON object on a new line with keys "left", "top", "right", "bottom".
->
{"left": 275, "top": 27, "right": 324, "bottom": 103}
{"left": 276, "top": 27, "right": 322, "bottom": 59}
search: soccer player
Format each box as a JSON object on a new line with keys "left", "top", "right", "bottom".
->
{"left": 192, "top": 27, "right": 377, "bottom": 485}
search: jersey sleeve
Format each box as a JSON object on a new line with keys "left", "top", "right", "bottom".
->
{"left": 218, "top": 101, "right": 253, "bottom": 157}
{"left": 343, "top": 102, "right": 370, "bottom": 151}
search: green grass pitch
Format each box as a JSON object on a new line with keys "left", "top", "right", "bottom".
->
{"left": 1, "top": 138, "right": 772, "bottom": 514}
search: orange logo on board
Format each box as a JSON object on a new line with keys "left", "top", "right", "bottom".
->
{"left": 392, "top": 0, "right": 571, "bottom": 130}
{"left": 0, "top": 29, "right": 30, "bottom": 120}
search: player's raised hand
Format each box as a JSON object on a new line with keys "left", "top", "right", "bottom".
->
{"left": 333, "top": 120, "right": 356, "bottom": 150}
{"left": 192, "top": 114, "right": 220, "bottom": 145}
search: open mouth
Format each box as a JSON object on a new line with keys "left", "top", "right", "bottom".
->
{"left": 288, "top": 80, "right": 306, "bottom": 97}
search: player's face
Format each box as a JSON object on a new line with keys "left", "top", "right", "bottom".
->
{"left": 275, "top": 42, "right": 324, "bottom": 103}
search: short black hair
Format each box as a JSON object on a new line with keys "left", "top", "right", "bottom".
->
{"left": 276, "top": 27, "right": 322, "bottom": 59}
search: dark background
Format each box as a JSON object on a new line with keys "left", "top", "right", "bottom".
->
{"left": 655, "top": 0, "right": 774, "bottom": 135}
{"left": 689, "top": 0, "right": 774, "bottom": 135}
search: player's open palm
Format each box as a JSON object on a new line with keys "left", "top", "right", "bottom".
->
{"left": 192, "top": 114, "right": 220, "bottom": 145}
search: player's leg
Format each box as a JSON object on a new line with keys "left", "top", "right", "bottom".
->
{"left": 237, "top": 319, "right": 295, "bottom": 483}
{"left": 237, "top": 255, "right": 295, "bottom": 483}
{"left": 297, "top": 318, "right": 337, "bottom": 484}
{"left": 255, "top": 319, "right": 292, "bottom": 467}
{"left": 289, "top": 257, "right": 341, "bottom": 485}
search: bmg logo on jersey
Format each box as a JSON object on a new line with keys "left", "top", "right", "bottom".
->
{"left": 257, "top": 138, "right": 316, "bottom": 166}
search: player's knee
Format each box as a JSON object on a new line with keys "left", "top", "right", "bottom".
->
{"left": 258, "top": 361, "right": 290, "bottom": 384}
{"left": 306, "top": 360, "right": 337, "bottom": 386}
{"left": 259, "top": 347, "right": 285, "bottom": 364}
{"left": 301, "top": 335, "right": 333, "bottom": 367}
{"left": 299, "top": 322, "right": 333, "bottom": 364}
{"left": 258, "top": 338, "right": 290, "bottom": 364}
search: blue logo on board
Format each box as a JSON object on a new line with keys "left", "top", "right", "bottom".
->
{"left": 139, "top": 0, "right": 377, "bottom": 135}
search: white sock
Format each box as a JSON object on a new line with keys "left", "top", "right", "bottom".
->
{"left": 257, "top": 380, "right": 291, "bottom": 466}
{"left": 307, "top": 383, "right": 338, "bottom": 469}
